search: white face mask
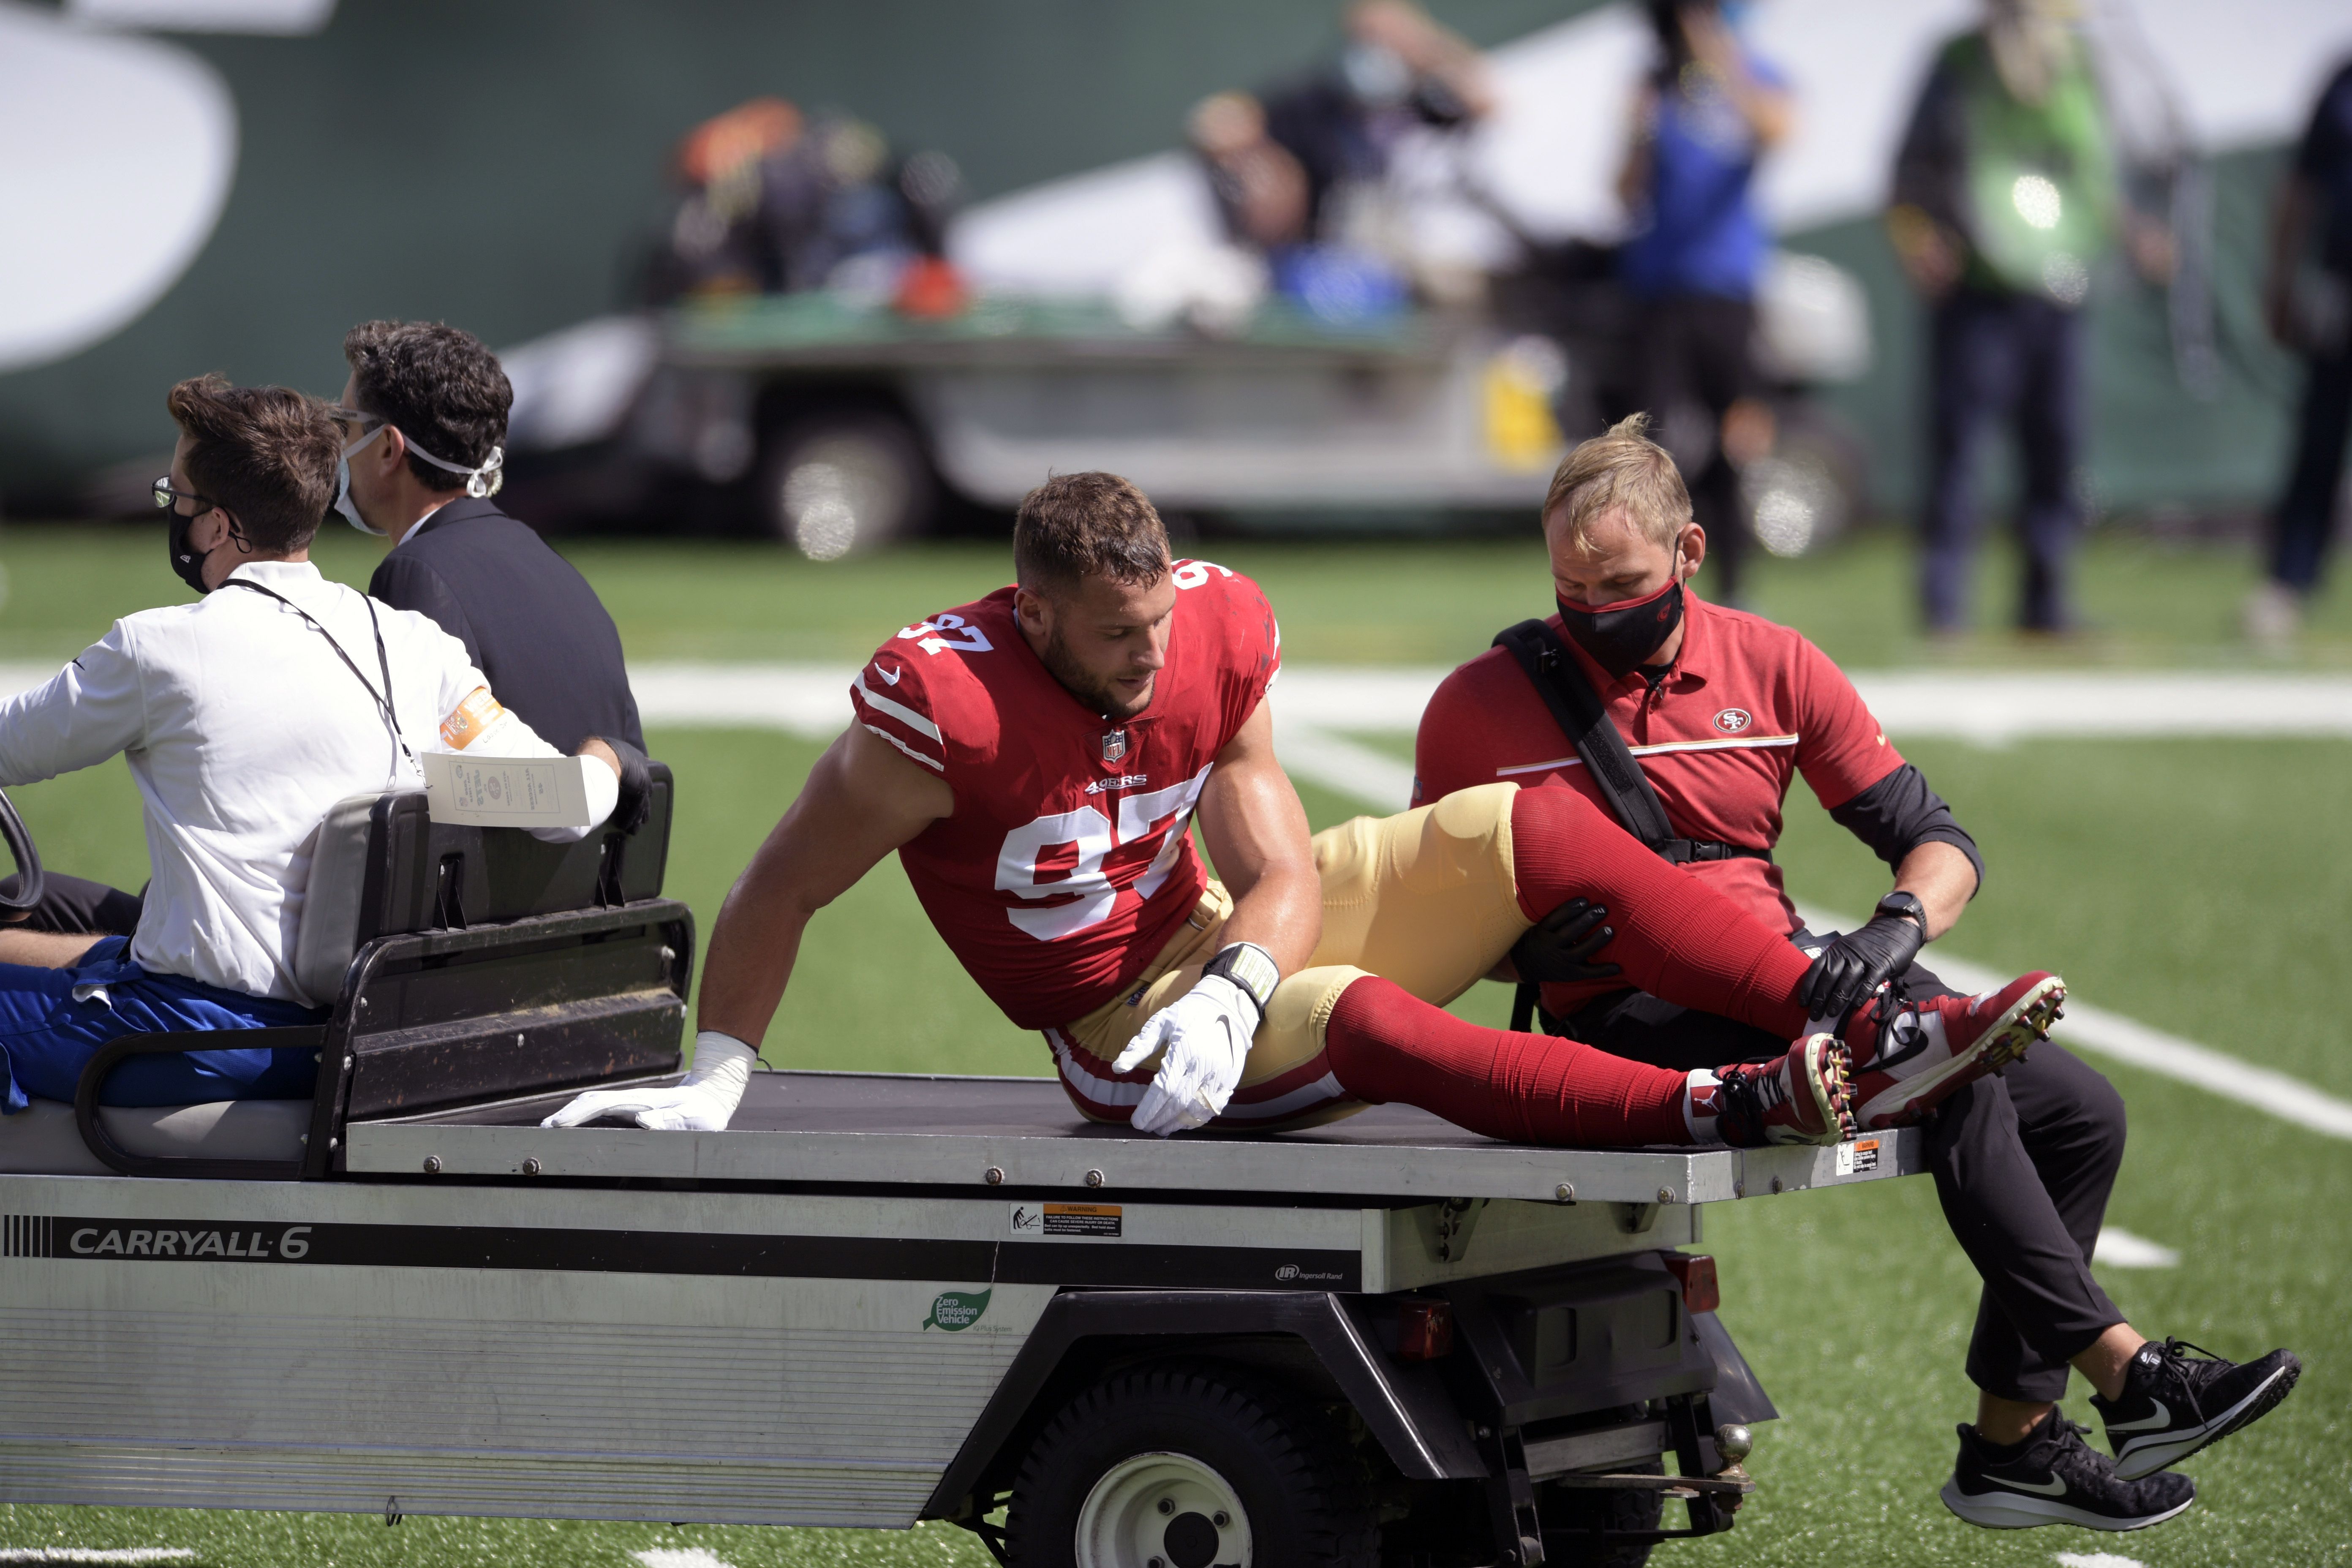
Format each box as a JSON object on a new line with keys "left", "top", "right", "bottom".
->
{"left": 335, "top": 422, "right": 389, "bottom": 536}
{"left": 333, "top": 420, "right": 506, "bottom": 536}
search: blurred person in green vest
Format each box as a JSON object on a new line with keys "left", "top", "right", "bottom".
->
{"left": 1887, "top": 0, "right": 2170, "bottom": 637}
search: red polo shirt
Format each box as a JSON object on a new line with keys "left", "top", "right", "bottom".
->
{"left": 1413, "top": 592, "right": 1903, "bottom": 1013}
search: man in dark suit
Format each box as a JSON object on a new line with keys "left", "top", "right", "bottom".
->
{"left": 332, "top": 320, "right": 643, "bottom": 754}
{"left": 5, "top": 325, "right": 648, "bottom": 936}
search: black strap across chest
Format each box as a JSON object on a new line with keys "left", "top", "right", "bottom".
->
{"left": 1492, "top": 618, "right": 1774, "bottom": 1036}
{"left": 1489, "top": 619, "right": 1771, "bottom": 869}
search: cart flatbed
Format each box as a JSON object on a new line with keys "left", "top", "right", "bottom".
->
{"left": 359, "top": 1068, "right": 1923, "bottom": 1206}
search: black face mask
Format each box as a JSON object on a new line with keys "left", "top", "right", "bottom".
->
{"left": 166, "top": 506, "right": 212, "bottom": 594}
{"left": 1556, "top": 578, "right": 1685, "bottom": 678}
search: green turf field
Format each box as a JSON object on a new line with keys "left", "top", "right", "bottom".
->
{"left": 3, "top": 517, "right": 2352, "bottom": 671}
{"left": 0, "top": 524, "right": 2346, "bottom": 1565}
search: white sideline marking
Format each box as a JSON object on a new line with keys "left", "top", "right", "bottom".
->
{"left": 2055, "top": 1553, "right": 2150, "bottom": 1568}
{"left": 0, "top": 1552, "right": 197, "bottom": 1564}
{"left": 1794, "top": 904, "right": 2352, "bottom": 1146}
{"left": 3, "top": 661, "right": 2352, "bottom": 743}
{"left": 633, "top": 1551, "right": 738, "bottom": 1568}
{"left": 2093, "top": 1227, "right": 2182, "bottom": 1269}
{"left": 1272, "top": 721, "right": 1417, "bottom": 811}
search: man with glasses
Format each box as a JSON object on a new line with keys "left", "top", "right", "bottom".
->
{"left": 333, "top": 320, "right": 642, "bottom": 758}
{"left": 0, "top": 377, "right": 628, "bottom": 1112}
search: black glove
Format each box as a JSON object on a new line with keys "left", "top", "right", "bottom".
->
{"left": 1508, "top": 898, "right": 1622, "bottom": 984}
{"left": 1798, "top": 911, "right": 1925, "bottom": 1020}
{"left": 594, "top": 737, "right": 654, "bottom": 835}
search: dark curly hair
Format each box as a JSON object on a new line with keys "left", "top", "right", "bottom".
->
{"left": 165, "top": 375, "right": 340, "bottom": 555}
{"left": 341, "top": 320, "right": 512, "bottom": 493}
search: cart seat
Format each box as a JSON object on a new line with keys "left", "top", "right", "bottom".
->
{"left": 0, "top": 768, "right": 688, "bottom": 1179}
{"left": 0, "top": 1096, "right": 313, "bottom": 1176}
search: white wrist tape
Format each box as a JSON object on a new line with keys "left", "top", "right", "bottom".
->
{"left": 687, "top": 1030, "right": 759, "bottom": 1089}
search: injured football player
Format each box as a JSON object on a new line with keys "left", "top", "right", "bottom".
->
{"left": 542, "top": 471, "right": 2060, "bottom": 1148}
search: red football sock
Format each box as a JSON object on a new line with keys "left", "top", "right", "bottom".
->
{"left": 1324, "top": 976, "right": 1693, "bottom": 1146}
{"left": 1511, "top": 786, "right": 1812, "bottom": 1038}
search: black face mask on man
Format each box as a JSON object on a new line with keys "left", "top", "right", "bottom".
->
{"left": 1556, "top": 577, "right": 1685, "bottom": 678}
{"left": 166, "top": 506, "right": 213, "bottom": 594}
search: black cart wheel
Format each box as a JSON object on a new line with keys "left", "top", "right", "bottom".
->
{"left": 760, "top": 414, "right": 934, "bottom": 558}
{"left": 1004, "top": 1364, "right": 1378, "bottom": 1568}
{"left": 0, "top": 785, "right": 45, "bottom": 913}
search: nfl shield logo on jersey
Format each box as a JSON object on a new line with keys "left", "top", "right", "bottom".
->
{"left": 1714, "top": 708, "right": 1752, "bottom": 735}
{"left": 1101, "top": 729, "right": 1128, "bottom": 763}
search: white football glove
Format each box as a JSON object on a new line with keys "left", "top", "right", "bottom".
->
{"left": 1112, "top": 975, "right": 1259, "bottom": 1137}
{"left": 540, "top": 1031, "right": 757, "bottom": 1131}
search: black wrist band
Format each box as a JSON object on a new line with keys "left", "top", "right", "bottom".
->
{"left": 1203, "top": 941, "right": 1280, "bottom": 1022}
{"left": 1874, "top": 892, "right": 1927, "bottom": 934}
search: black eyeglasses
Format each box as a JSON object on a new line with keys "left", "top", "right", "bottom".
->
{"left": 152, "top": 477, "right": 226, "bottom": 518}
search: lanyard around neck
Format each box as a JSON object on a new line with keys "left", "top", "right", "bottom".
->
{"left": 220, "top": 577, "right": 418, "bottom": 777}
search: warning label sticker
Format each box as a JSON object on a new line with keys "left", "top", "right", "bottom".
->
{"left": 1010, "top": 1202, "right": 1124, "bottom": 1238}
{"left": 1835, "top": 1138, "right": 1882, "bottom": 1176}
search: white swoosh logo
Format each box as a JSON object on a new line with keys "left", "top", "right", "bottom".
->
{"left": 875, "top": 663, "right": 903, "bottom": 686}
{"left": 1993, "top": 1474, "right": 2069, "bottom": 1497}
{"left": 2106, "top": 1398, "right": 2171, "bottom": 1434}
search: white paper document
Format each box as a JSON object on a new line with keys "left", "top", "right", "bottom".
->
{"left": 421, "top": 752, "right": 596, "bottom": 829}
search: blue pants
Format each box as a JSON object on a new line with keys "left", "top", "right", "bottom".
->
{"left": 1921, "top": 288, "right": 2085, "bottom": 632}
{"left": 0, "top": 937, "right": 327, "bottom": 1113}
{"left": 2270, "top": 338, "right": 2352, "bottom": 593}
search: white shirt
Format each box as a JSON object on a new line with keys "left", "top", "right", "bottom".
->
{"left": 0, "top": 560, "right": 567, "bottom": 1004}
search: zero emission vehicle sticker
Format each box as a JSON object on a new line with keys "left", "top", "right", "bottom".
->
{"left": 0, "top": 1213, "right": 1357, "bottom": 1291}
{"left": 923, "top": 1288, "right": 992, "bottom": 1331}
{"left": 1009, "top": 1202, "right": 1122, "bottom": 1238}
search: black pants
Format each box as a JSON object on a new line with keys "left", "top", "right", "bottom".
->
{"left": 0, "top": 873, "right": 144, "bottom": 938}
{"left": 1563, "top": 960, "right": 2126, "bottom": 1403}
{"left": 1633, "top": 292, "right": 1759, "bottom": 605}
{"left": 1921, "top": 288, "right": 2085, "bottom": 633}
{"left": 2269, "top": 334, "right": 2352, "bottom": 593}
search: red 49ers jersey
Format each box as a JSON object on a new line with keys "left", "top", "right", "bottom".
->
{"left": 849, "top": 562, "right": 1281, "bottom": 1029}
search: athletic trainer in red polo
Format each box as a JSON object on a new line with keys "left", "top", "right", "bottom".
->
{"left": 1415, "top": 415, "right": 2298, "bottom": 1533}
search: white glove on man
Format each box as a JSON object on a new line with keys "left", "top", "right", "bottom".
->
{"left": 540, "top": 1030, "right": 757, "bottom": 1131}
{"left": 1113, "top": 974, "right": 1259, "bottom": 1137}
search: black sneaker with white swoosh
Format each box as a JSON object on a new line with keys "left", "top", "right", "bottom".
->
{"left": 1940, "top": 1417, "right": 2195, "bottom": 1531}
{"left": 2092, "top": 1338, "right": 2302, "bottom": 1479}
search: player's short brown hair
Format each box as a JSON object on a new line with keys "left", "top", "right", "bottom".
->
{"left": 342, "top": 319, "right": 512, "bottom": 493}
{"left": 1542, "top": 412, "right": 1693, "bottom": 553}
{"left": 1013, "top": 472, "right": 1170, "bottom": 594}
{"left": 165, "top": 375, "right": 340, "bottom": 555}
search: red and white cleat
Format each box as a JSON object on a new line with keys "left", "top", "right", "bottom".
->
{"left": 1842, "top": 972, "right": 2066, "bottom": 1130}
{"left": 1694, "top": 1033, "right": 1855, "bottom": 1147}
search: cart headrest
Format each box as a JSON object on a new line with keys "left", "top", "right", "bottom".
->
{"left": 292, "top": 761, "right": 674, "bottom": 1006}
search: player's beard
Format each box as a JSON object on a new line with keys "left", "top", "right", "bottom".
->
{"left": 1041, "top": 624, "right": 1155, "bottom": 720}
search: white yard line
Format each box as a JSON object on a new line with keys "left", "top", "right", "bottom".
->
{"left": 2094, "top": 1228, "right": 2182, "bottom": 1269}
{"left": 1792, "top": 903, "right": 2352, "bottom": 1145}
{"left": 6, "top": 662, "right": 2352, "bottom": 743}
{"left": 633, "top": 1551, "right": 738, "bottom": 1568}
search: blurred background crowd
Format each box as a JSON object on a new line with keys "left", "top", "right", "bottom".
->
{"left": 4, "top": 0, "right": 2349, "bottom": 646}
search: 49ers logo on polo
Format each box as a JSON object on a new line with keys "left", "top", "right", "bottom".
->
{"left": 1714, "top": 708, "right": 1753, "bottom": 734}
